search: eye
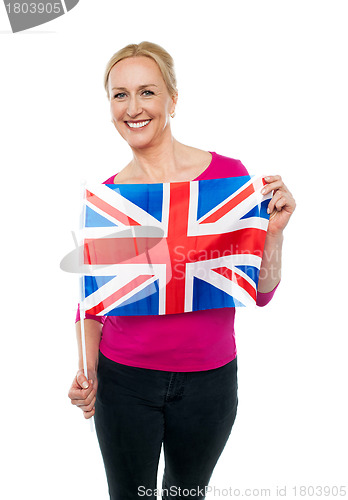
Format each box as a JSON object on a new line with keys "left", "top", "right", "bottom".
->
{"left": 142, "top": 90, "right": 154, "bottom": 96}
{"left": 113, "top": 92, "right": 126, "bottom": 99}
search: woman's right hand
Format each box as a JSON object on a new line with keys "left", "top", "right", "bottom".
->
{"left": 68, "top": 369, "right": 98, "bottom": 419}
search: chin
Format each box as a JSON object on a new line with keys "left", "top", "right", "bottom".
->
{"left": 125, "top": 135, "right": 157, "bottom": 150}
{"left": 123, "top": 137, "right": 145, "bottom": 148}
{"left": 128, "top": 142, "right": 154, "bottom": 151}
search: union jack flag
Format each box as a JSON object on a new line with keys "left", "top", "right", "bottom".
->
{"left": 80, "top": 175, "right": 271, "bottom": 315}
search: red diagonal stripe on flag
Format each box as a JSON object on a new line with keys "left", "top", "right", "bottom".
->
{"left": 212, "top": 266, "right": 257, "bottom": 301}
{"left": 202, "top": 183, "right": 256, "bottom": 223}
{"left": 86, "top": 274, "right": 155, "bottom": 315}
{"left": 86, "top": 190, "right": 141, "bottom": 226}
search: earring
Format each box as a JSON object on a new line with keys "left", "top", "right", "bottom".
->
{"left": 170, "top": 111, "right": 176, "bottom": 118}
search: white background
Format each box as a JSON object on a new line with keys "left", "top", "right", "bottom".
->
{"left": 1, "top": 1, "right": 347, "bottom": 498}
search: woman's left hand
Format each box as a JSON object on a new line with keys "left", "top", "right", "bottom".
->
{"left": 262, "top": 175, "right": 296, "bottom": 236}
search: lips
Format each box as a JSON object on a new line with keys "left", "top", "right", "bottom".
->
{"left": 126, "top": 120, "right": 151, "bottom": 129}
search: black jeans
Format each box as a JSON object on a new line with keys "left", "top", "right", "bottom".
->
{"left": 94, "top": 351, "right": 238, "bottom": 500}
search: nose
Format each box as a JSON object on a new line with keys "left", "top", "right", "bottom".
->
{"left": 127, "top": 95, "right": 142, "bottom": 118}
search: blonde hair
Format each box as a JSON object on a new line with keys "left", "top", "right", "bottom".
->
{"left": 104, "top": 41, "right": 178, "bottom": 100}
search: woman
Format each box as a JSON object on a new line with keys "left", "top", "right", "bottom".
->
{"left": 68, "top": 41, "right": 295, "bottom": 500}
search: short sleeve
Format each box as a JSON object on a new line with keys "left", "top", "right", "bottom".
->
{"left": 75, "top": 303, "right": 106, "bottom": 324}
{"left": 236, "top": 159, "right": 249, "bottom": 177}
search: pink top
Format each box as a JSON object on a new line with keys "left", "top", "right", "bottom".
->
{"left": 76, "top": 152, "right": 279, "bottom": 371}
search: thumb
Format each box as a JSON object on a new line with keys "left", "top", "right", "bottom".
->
{"left": 76, "top": 370, "right": 89, "bottom": 389}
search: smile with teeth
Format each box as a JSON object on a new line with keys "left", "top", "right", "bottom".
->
{"left": 126, "top": 120, "right": 151, "bottom": 129}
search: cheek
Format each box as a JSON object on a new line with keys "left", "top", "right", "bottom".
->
{"left": 110, "top": 104, "right": 124, "bottom": 120}
{"left": 151, "top": 98, "right": 169, "bottom": 116}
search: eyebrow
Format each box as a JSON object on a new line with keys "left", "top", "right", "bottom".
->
{"left": 111, "top": 84, "right": 158, "bottom": 91}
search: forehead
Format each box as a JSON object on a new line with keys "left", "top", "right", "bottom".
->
{"left": 109, "top": 56, "right": 164, "bottom": 88}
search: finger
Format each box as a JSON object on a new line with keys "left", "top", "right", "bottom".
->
{"left": 69, "top": 380, "right": 95, "bottom": 401}
{"left": 262, "top": 175, "right": 286, "bottom": 194}
{"left": 263, "top": 175, "right": 282, "bottom": 184}
{"left": 262, "top": 181, "right": 286, "bottom": 196}
{"left": 71, "top": 388, "right": 96, "bottom": 407}
{"left": 267, "top": 190, "right": 283, "bottom": 214}
{"left": 76, "top": 371, "right": 90, "bottom": 390}
{"left": 274, "top": 195, "right": 288, "bottom": 212}
{"left": 83, "top": 407, "right": 96, "bottom": 419}
{"left": 76, "top": 395, "right": 96, "bottom": 413}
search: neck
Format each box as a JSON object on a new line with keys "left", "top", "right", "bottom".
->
{"left": 129, "top": 134, "right": 184, "bottom": 182}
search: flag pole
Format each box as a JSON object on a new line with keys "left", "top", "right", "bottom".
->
{"left": 79, "top": 291, "right": 89, "bottom": 388}
{"left": 79, "top": 288, "right": 94, "bottom": 432}
{"left": 79, "top": 181, "right": 94, "bottom": 432}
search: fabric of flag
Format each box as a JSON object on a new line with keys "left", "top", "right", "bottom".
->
{"left": 80, "top": 175, "right": 272, "bottom": 316}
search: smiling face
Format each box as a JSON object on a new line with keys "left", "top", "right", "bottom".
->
{"left": 108, "top": 56, "right": 177, "bottom": 150}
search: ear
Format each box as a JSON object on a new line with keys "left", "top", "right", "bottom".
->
{"left": 170, "top": 91, "right": 178, "bottom": 115}
{"left": 172, "top": 91, "right": 179, "bottom": 107}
